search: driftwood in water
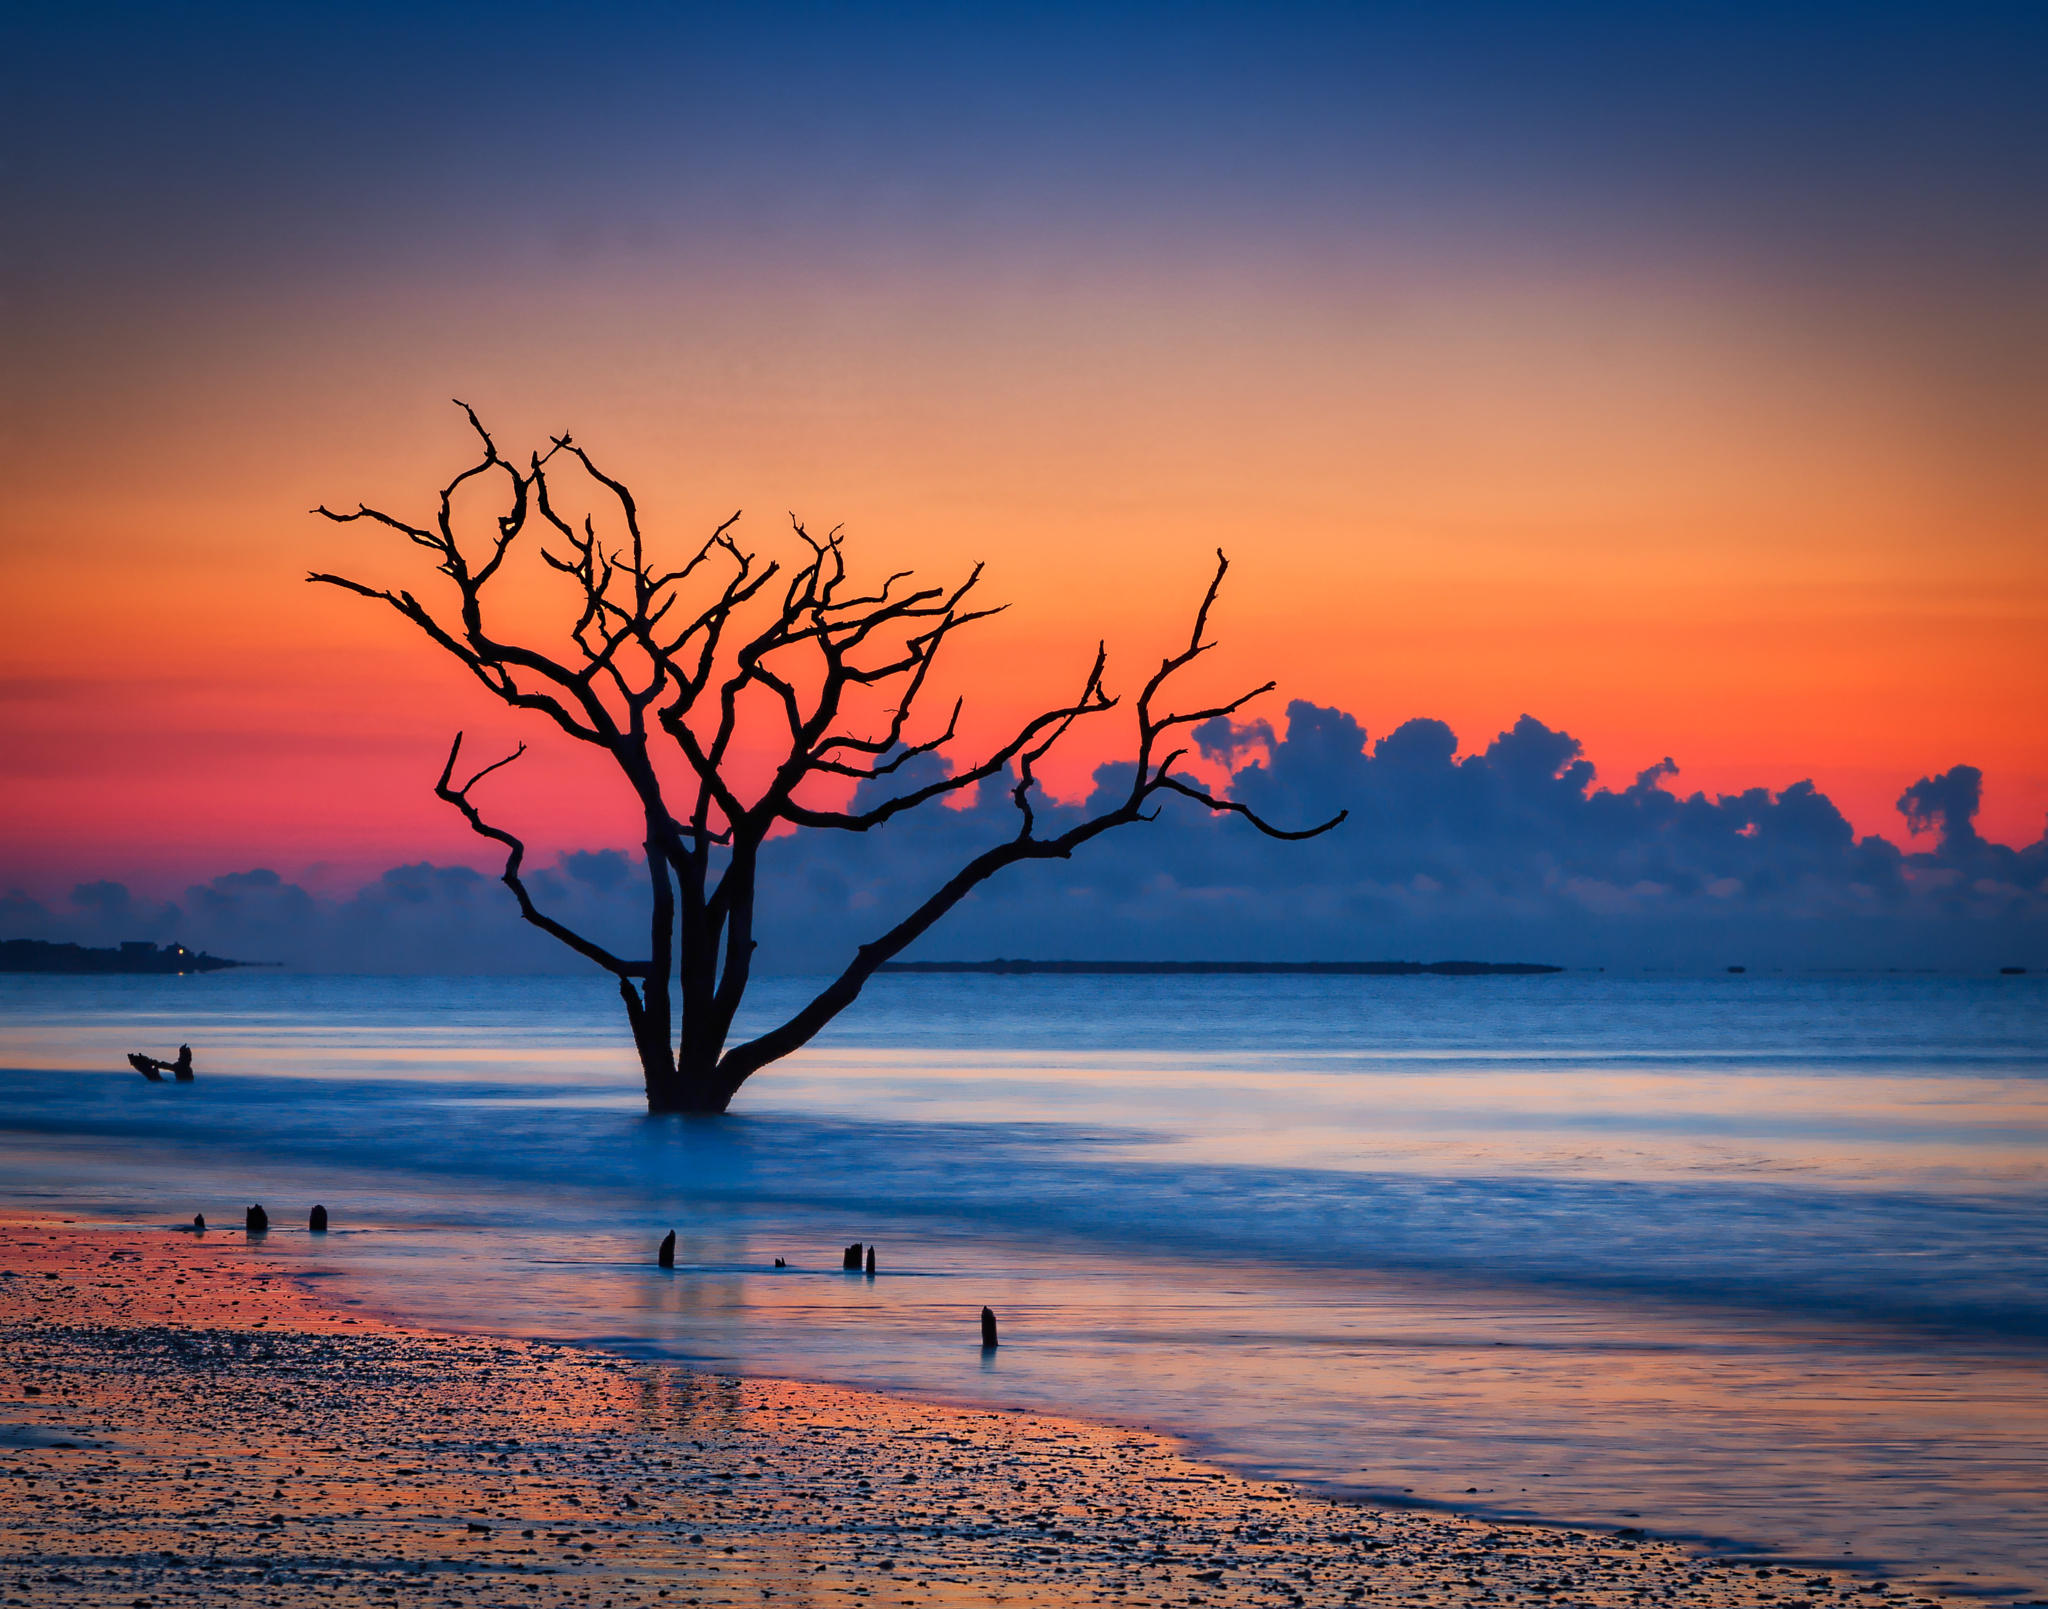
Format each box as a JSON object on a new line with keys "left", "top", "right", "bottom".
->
{"left": 658, "top": 1230, "right": 676, "bottom": 1269}
{"left": 842, "top": 1242, "right": 863, "bottom": 1270}
{"left": 245, "top": 1204, "right": 269, "bottom": 1235}
{"left": 309, "top": 1205, "right": 328, "bottom": 1233}
{"left": 128, "top": 1044, "right": 194, "bottom": 1082}
{"left": 981, "top": 1307, "right": 999, "bottom": 1349}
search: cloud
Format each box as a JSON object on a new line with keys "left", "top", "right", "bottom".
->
{"left": 3, "top": 701, "right": 2042, "bottom": 972}
{"left": 0, "top": 860, "right": 646, "bottom": 975}
{"left": 1899, "top": 765, "right": 1983, "bottom": 847}
{"left": 747, "top": 702, "right": 2045, "bottom": 971}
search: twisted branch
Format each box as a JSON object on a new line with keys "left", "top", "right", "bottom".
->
{"left": 433, "top": 734, "right": 649, "bottom": 979}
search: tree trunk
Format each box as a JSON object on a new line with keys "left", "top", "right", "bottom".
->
{"left": 642, "top": 1042, "right": 743, "bottom": 1115}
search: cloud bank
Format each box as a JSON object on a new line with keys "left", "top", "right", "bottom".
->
{"left": 5, "top": 705, "right": 2042, "bottom": 974}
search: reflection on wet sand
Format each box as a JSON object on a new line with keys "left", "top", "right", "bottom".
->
{"left": 303, "top": 1217, "right": 2048, "bottom": 1600}
{"left": 1, "top": 1217, "right": 1998, "bottom": 1609}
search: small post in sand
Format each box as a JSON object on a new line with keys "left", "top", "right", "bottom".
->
{"left": 309, "top": 1205, "right": 328, "bottom": 1233}
{"left": 981, "top": 1306, "right": 999, "bottom": 1349}
{"left": 658, "top": 1230, "right": 676, "bottom": 1269}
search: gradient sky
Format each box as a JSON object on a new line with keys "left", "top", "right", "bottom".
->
{"left": 3, "top": 2, "right": 2044, "bottom": 896}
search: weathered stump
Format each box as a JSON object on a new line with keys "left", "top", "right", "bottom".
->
{"left": 245, "top": 1204, "right": 269, "bottom": 1235}
{"left": 842, "top": 1242, "right": 863, "bottom": 1270}
{"left": 309, "top": 1205, "right": 328, "bottom": 1233}
{"left": 658, "top": 1230, "right": 676, "bottom": 1269}
{"left": 981, "top": 1307, "right": 999, "bottom": 1349}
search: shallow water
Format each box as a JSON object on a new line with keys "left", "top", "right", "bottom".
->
{"left": 2, "top": 971, "right": 2044, "bottom": 1596}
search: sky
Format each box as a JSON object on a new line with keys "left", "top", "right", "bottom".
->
{"left": 11, "top": 708, "right": 2038, "bottom": 973}
{"left": 2, "top": 2, "right": 2044, "bottom": 964}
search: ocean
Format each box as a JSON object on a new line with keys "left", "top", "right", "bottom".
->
{"left": 2, "top": 970, "right": 2043, "bottom": 1597}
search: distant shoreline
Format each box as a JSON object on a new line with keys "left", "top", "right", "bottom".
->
{"left": 0, "top": 938, "right": 253, "bottom": 975}
{"left": 879, "top": 958, "right": 1563, "bottom": 976}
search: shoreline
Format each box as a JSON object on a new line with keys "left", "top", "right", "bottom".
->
{"left": 0, "top": 1212, "right": 1997, "bottom": 1609}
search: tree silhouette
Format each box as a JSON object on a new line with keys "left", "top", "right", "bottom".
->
{"left": 312, "top": 406, "right": 1344, "bottom": 1113}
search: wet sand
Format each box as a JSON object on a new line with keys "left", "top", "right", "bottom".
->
{"left": 0, "top": 1215, "right": 1984, "bottom": 1608}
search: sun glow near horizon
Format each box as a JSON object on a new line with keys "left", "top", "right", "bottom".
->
{"left": 1, "top": 5, "right": 2042, "bottom": 897}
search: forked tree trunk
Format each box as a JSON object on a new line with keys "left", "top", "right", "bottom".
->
{"left": 646, "top": 1051, "right": 744, "bottom": 1115}
{"left": 628, "top": 840, "right": 756, "bottom": 1114}
{"left": 620, "top": 970, "right": 742, "bottom": 1113}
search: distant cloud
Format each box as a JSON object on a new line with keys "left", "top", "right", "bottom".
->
{"left": 1899, "top": 765, "right": 1984, "bottom": 848}
{"left": 4, "top": 702, "right": 2042, "bottom": 973}
{"left": 751, "top": 702, "right": 2043, "bottom": 972}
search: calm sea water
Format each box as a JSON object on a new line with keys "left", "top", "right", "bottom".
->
{"left": 2, "top": 971, "right": 2044, "bottom": 1597}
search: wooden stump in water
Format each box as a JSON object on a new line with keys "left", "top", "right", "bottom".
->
{"left": 981, "top": 1307, "right": 999, "bottom": 1349}
{"left": 865, "top": 1245, "right": 877, "bottom": 1277}
{"left": 245, "top": 1204, "right": 269, "bottom": 1235}
{"left": 842, "top": 1242, "right": 863, "bottom": 1270}
{"left": 658, "top": 1230, "right": 676, "bottom": 1269}
{"left": 309, "top": 1205, "right": 328, "bottom": 1233}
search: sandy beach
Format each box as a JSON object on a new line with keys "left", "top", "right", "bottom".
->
{"left": 0, "top": 1213, "right": 1987, "bottom": 1609}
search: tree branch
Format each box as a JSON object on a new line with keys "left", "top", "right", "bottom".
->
{"left": 717, "top": 554, "right": 1345, "bottom": 1092}
{"left": 433, "top": 734, "right": 650, "bottom": 979}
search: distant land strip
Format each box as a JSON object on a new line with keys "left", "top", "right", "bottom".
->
{"left": 879, "top": 959, "right": 1563, "bottom": 976}
{"left": 0, "top": 939, "right": 253, "bottom": 975}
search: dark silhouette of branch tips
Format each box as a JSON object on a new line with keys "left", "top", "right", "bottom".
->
{"left": 312, "top": 406, "right": 1342, "bottom": 1111}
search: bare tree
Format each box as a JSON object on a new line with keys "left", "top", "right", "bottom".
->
{"left": 312, "top": 406, "right": 1344, "bottom": 1113}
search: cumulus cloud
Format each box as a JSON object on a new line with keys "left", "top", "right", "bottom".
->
{"left": 746, "top": 703, "right": 2044, "bottom": 971}
{"left": 4, "top": 703, "right": 2043, "bottom": 972}
{"left": 1899, "top": 764, "right": 1983, "bottom": 848}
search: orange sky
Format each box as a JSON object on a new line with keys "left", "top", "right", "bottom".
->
{"left": 4, "top": 248, "right": 2043, "bottom": 896}
{"left": 3, "top": 10, "right": 2044, "bottom": 897}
